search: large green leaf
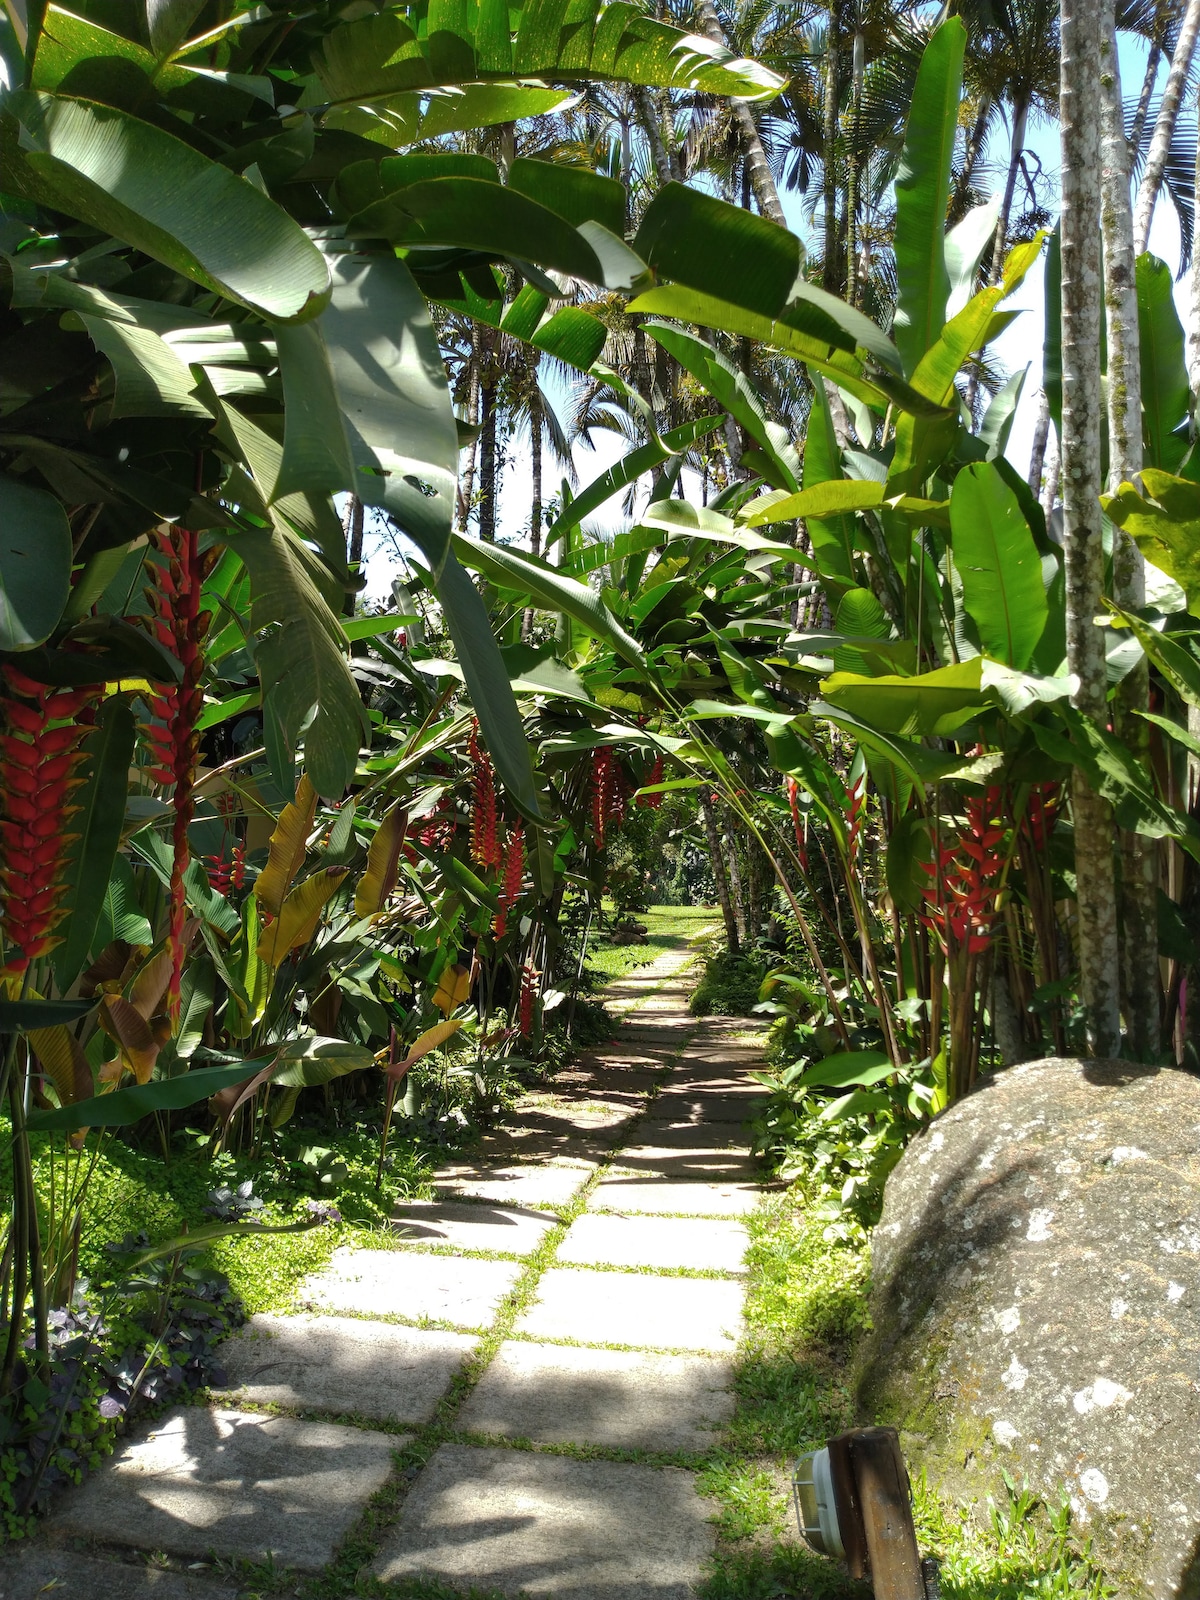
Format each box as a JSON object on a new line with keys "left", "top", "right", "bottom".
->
{"left": 320, "top": 246, "right": 459, "bottom": 571}
{"left": 271, "top": 319, "right": 356, "bottom": 502}
{"left": 435, "top": 551, "right": 543, "bottom": 821}
{"left": 227, "top": 521, "right": 367, "bottom": 800}
{"left": 1103, "top": 471, "right": 1200, "bottom": 616}
{"left": 5, "top": 92, "right": 330, "bottom": 321}
{"left": 547, "top": 417, "right": 720, "bottom": 544}
{"left": 52, "top": 699, "right": 136, "bottom": 988}
{"left": 644, "top": 323, "right": 799, "bottom": 492}
{"left": 74, "top": 313, "right": 212, "bottom": 418}
{"left": 455, "top": 533, "right": 646, "bottom": 669}
{"left": 634, "top": 183, "right": 799, "bottom": 318}
{"left": 891, "top": 18, "right": 966, "bottom": 378}
{"left": 272, "top": 1034, "right": 375, "bottom": 1088}
{"left": 26, "top": 1057, "right": 274, "bottom": 1132}
{"left": 799, "top": 376, "right": 855, "bottom": 590}
{"left": 949, "top": 462, "right": 1047, "bottom": 669}
{"left": 819, "top": 657, "right": 988, "bottom": 737}
{"left": 0, "top": 472, "right": 72, "bottom": 650}
{"left": 1137, "top": 253, "right": 1190, "bottom": 473}
{"left": 313, "top": 3, "right": 784, "bottom": 102}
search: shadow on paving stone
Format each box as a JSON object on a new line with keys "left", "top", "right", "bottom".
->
{"left": 213, "top": 1313, "right": 475, "bottom": 1423}
{"left": 47, "top": 1407, "right": 399, "bottom": 1571}
{"left": 0, "top": 1549, "right": 242, "bottom": 1600}
{"left": 369, "top": 1443, "right": 714, "bottom": 1599}
{"left": 458, "top": 1341, "right": 735, "bottom": 1451}
{"left": 392, "top": 1199, "right": 557, "bottom": 1254}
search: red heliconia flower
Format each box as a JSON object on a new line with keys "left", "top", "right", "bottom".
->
{"left": 204, "top": 852, "right": 233, "bottom": 896}
{"left": 591, "top": 747, "right": 614, "bottom": 847}
{"left": 0, "top": 667, "right": 99, "bottom": 975}
{"left": 638, "top": 754, "right": 665, "bottom": 809}
{"left": 1024, "top": 782, "right": 1060, "bottom": 851}
{"left": 785, "top": 775, "right": 809, "bottom": 874}
{"left": 494, "top": 821, "right": 525, "bottom": 937}
{"left": 844, "top": 772, "right": 866, "bottom": 870}
{"left": 417, "top": 798, "right": 455, "bottom": 853}
{"left": 518, "top": 962, "right": 539, "bottom": 1037}
{"left": 469, "top": 723, "right": 502, "bottom": 869}
{"left": 142, "top": 525, "right": 216, "bottom": 1020}
{"left": 920, "top": 787, "right": 1007, "bottom": 956}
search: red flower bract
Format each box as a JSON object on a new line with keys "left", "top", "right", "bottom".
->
{"left": 494, "top": 821, "right": 525, "bottom": 937}
{"left": 0, "top": 669, "right": 98, "bottom": 975}
{"left": 469, "top": 723, "right": 502, "bottom": 870}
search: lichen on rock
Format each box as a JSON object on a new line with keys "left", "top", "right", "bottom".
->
{"left": 855, "top": 1058, "right": 1200, "bottom": 1598}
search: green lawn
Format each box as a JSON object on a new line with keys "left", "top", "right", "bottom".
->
{"left": 584, "top": 904, "right": 719, "bottom": 986}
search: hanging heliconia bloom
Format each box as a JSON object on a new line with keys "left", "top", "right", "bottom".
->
{"left": 494, "top": 821, "right": 525, "bottom": 937}
{"left": 638, "top": 754, "right": 665, "bottom": 809}
{"left": 204, "top": 840, "right": 245, "bottom": 897}
{"left": 784, "top": 775, "right": 809, "bottom": 874}
{"left": 591, "top": 747, "right": 614, "bottom": 847}
{"left": 1024, "top": 783, "right": 1060, "bottom": 850}
{"left": 844, "top": 772, "right": 866, "bottom": 871}
{"left": 518, "top": 961, "right": 539, "bottom": 1037}
{"left": 0, "top": 668, "right": 99, "bottom": 976}
{"left": 920, "top": 788, "right": 1007, "bottom": 955}
{"left": 608, "top": 762, "right": 628, "bottom": 831}
{"left": 468, "top": 722, "right": 502, "bottom": 869}
{"left": 142, "top": 525, "right": 214, "bottom": 1020}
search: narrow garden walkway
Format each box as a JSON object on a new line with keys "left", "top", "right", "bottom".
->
{"left": 3, "top": 943, "right": 773, "bottom": 1600}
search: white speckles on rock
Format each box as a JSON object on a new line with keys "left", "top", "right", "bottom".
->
{"left": 994, "top": 1306, "right": 1021, "bottom": 1336}
{"left": 1001, "top": 1355, "right": 1029, "bottom": 1392}
{"left": 1168, "top": 1281, "right": 1186, "bottom": 1303}
{"left": 993, "top": 1420, "right": 1020, "bottom": 1448}
{"left": 1026, "top": 1209, "right": 1055, "bottom": 1242}
{"left": 1108, "top": 1146, "right": 1148, "bottom": 1166}
{"left": 1056, "top": 1157, "right": 1082, "bottom": 1175}
{"left": 1110, "top": 1298, "right": 1129, "bottom": 1320}
{"left": 1080, "top": 1468, "right": 1110, "bottom": 1506}
{"left": 1073, "top": 1378, "right": 1132, "bottom": 1415}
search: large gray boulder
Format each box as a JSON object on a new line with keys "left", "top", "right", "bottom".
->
{"left": 856, "top": 1058, "right": 1200, "bottom": 1598}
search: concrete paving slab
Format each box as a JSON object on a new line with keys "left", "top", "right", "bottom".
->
{"left": 458, "top": 1340, "right": 735, "bottom": 1451}
{"left": 590, "top": 1175, "right": 760, "bottom": 1216}
{"left": 514, "top": 1267, "right": 744, "bottom": 1352}
{"left": 0, "top": 1550, "right": 239, "bottom": 1600}
{"left": 644, "top": 1094, "right": 764, "bottom": 1124}
{"left": 48, "top": 1407, "right": 399, "bottom": 1571}
{"left": 213, "top": 1314, "right": 473, "bottom": 1422}
{"left": 302, "top": 1247, "right": 521, "bottom": 1328}
{"left": 369, "top": 1443, "right": 714, "bottom": 1598}
{"left": 624, "top": 1120, "right": 745, "bottom": 1150}
{"left": 392, "top": 1199, "right": 556, "bottom": 1255}
{"left": 609, "top": 1147, "right": 759, "bottom": 1182}
{"left": 556, "top": 1212, "right": 748, "bottom": 1274}
{"left": 436, "top": 1161, "right": 594, "bottom": 1210}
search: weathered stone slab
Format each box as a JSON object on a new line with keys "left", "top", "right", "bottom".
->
{"left": 213, "top": 1314, "right": 473, "bottom": 1422}
{"left": 590, "top": 1174, "right": 760, "bottom": 1216}
{"left": 514, "top": 1266, "right": 744, "bottom": 1351}
{"left": 624, "top": 1120, "right": 744, "bottom": 1150}
{"left": 557, "top": 1212, "right": 748, "bottom": 1274}
{"left": 435, "top": 1160, "right": 593, "bottom": 1210}
{"left": 48, "top": 1408, "right": 398, "bottom": 1571}
{"left": 392, "top": 1199, "right": 556, "bottom": 1255}
{"left": 644, "top": 1093, "right": 763, "bottom": 1124}
{"left": 302, "top": 1247, "right": 521, "bottom": 1328}
{"left": 609, "top": 1146, "right": 759, "bottom": 1182}
{"left": 0, "top": 1550, "right": 238, "bottom": 1600}
{"left": 860, "top": 1057, "right": 1200, "bottom": 1600}
{"left": 369, "top": 1443, "right": 714, "bottom": 1597}
{"left": 458, "top": 1340, "right": 735, "bottom": 1451}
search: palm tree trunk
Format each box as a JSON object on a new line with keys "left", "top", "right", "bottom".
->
{"left": 700, "top": 794, "right": 740, "bottom": 953}
{"left": 1133, "top": 0, "right": 1200, "bottom": 252}
{"left": 691, "top": 0, "right": 786, "bottom": 225}
{"left": 1101, "top": 13, "right": 1159, "bottom": 1060}
{"left": 1191, "top": 115, "right": 1200, "bottom": 411}
{"left": 1027, "top": 390, "right": 1052, "bottom": 493}
{"left": 343, "top": 494, "right": 364, "bottom": 617}
{"left": 636, "top": 87, "right": 675, "bottom": 188}
{"left": 1128, "top": 43, "right": 1161, "bottom": 161}
{"left": 846, "top": 29, "right": 864, "bottom": 304}
{"left": 989, "top": 97, "right": 1029, "bottom": 283}
{"left": 479, "top": 355, "right": 498, "bottom": 543}
{"left": 822, "top": 0, "right": 842, "bottom": 292}
{"left": 951, "top": 94, "right": 993, "bottom": 216}
{"left": 1061, "top": 0, "right": 1121, "bottom": 1056}
{"left": 459, "top": 342, "right": 481, "bottom": 532}
{"left": 523, "top": 384, "right": 543, "bottom": 640}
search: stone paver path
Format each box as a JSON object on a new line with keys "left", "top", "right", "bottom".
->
{"left": 14, "top": 937, "right": 774, "bottom": 1599}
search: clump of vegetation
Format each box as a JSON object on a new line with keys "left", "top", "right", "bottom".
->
{"left": 689, "top": 946, "right": 771, "bottom": 1017}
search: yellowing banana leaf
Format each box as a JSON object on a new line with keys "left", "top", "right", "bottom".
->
{"left": 432, "top": 963, "right": 472, "bottom": 1016}
{"left": 29, "top": 1023, "right": 93, "bottom": 1109}
{"left": 257, "top": 867, "right": 349, "bottom": 967}
{"left": 385, "top": 1019, "right": 463, "bottom": 1080}
{"left": 98, "top": 993, "right": 160, "bottom": 1085}
{"left": 254, "top": 773, "right": 317, "bottom": 917}
{"left": 355, "top": 801, "right": 409, "bottom": 919}
{"left": 1102, "top": 472, "right": 1200, "bottom": 617}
